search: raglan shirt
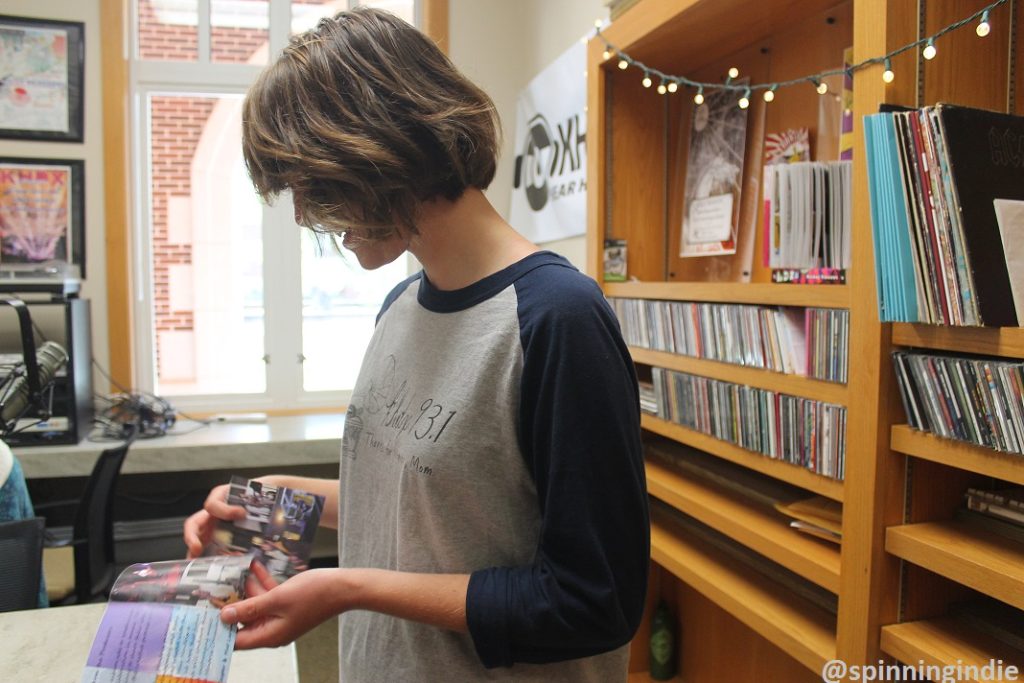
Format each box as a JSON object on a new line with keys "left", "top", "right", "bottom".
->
{"left": 337, "top": 251, "right": 649, "bottom": 682}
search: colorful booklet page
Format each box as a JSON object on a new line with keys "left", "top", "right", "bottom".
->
{"left": 203, "top": 476, "right": 325, "bottom": 582}
{"left": 80, "top": 554, "right": 251, "bottom": 683}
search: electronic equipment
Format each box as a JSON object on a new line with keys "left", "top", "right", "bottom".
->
{"left": 0, "top": 296, "right": 93, "bottom": 446}
{"left": 0, "top": 340, "right": 69, "bottom": 427}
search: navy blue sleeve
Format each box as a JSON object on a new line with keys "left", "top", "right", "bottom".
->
{"left": 465, "top": 265, "right": 650, "bottom": 668}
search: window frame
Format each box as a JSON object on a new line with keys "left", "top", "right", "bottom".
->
{"left": 123, "top": 0, "right": 426, "bottom": 413}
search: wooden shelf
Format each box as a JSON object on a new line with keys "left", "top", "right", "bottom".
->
{"left": 600, "top": 0, "right": 843, "bottom": 70}
{"left": 627, "top": 673, "right": 683, "bottom": 683}
{"left": 641, "top": 414, "right": 844, "bottom": 502}
{"left": 646, "top": 459, "right": 841, "bottom": 592}
{"left": 886, "top": 521, "right": 1024, "bottom": 611}
{"left": 604, "top": 281, "right": 849, "bottom": 309}
{"left": 631, "top": 347, "right": 847, "bottom": 406}
{"left": 650, "top": 515, "right": 837, "bottom": 674}
{"left": 891, "top": 425, "right": 1024, "bottom": 485}
{"left": 892, "top": 324, "right": 1024, "bottom": 359}
{"left": 882, "top": 618, "right": 1024, "bottom": 682}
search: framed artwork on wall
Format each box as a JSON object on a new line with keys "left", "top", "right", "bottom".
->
{"left": 0, "top": 157, "right": 85, "bottom": 278}
{"left": 0, "top": 15, "right": 85, "bottom": 142}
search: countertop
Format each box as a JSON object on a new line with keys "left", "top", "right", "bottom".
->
{"left": 16, "top": 413, "right": 345, "bottom": 479}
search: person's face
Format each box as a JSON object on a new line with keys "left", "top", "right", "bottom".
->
{"left": 342, "top": 228, "right": 408, "bottom": 270}
{"left": 292, "top": 191, "right": 407, "bottom": 270}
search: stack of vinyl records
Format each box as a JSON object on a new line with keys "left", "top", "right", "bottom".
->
{"left": 651, "top": 367, "right": 846, "bottom": 479}
{"left": 892, "top": 351, "right": 1024, "bottom": 454}
{"left": 863, "top": 103, "right": 1024, "bottom": 326}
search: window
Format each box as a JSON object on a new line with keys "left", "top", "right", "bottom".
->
{"left": 130, "top": 0, "right": 416, "bottom": 412}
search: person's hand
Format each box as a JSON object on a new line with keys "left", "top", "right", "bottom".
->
{"left": 221, "top": 562, "right": 345, "bottom": 649}
{"left": 182, "top": 483, "right": 247, "bottom": 558}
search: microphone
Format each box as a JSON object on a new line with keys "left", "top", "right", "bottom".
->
{"left": 0, "top": 341, "right": 69, "bottom": 426}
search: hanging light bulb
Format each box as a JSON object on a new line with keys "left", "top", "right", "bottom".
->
{"left": 922, "top": 38, "right": 937, "bottom": 60}
{"left": 657, "top": 79, "right": 667, "bottom": 95}
{"left": 642, "top": 72, "right": 653, "bottom": 88}
{"left": 602, "top": 49, "right": 612, "bottom": 60}
{"left": 728, "top": 67, "right": 740, "bottom": 79}
{"left": 976, "top": 9, "right": 991, "bottom": 37}
{"left": 694, "top": 86, "right": 705, "bottom": 105}
{"left": 667, "top": 80, "right": 678, "bottom": 93}
{"left": 814, "top": 77, "right": 829, "bottom": 95}
{"left": 618, "top": 58, "right": 628, "bottom": 70}
{"left": 882, "top": 57, "right": 895, "bottom": 83}
{"left": 738, "top": 88, "right": 751, "bottom": 109}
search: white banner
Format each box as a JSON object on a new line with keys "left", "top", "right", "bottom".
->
{"left": 510, "top": 40, "right": 587, "bottom": 244}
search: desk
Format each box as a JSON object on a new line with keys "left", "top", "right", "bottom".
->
{"left": 0, "top": 603, "right": 300, "bottom": 682}
{"left": 15, "top": 414, "right": 345, "bottom": 479}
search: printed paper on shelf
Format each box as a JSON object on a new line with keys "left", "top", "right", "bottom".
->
{"left": 993, "top": 198, "right": 1024, "bottom": 324}
{"left": 680, "top": 79, "right": 749, "bottom": 257}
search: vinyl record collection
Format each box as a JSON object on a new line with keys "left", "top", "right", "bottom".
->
{"left": 611, "top": 298, "right": 849, "bottom": 383}
{"left": 650, "top": 367, "right": 846, "bottom": 479}
{"left": 892, "top": 350, "right": 1024, "bottom": 455}
{"left": 864, "top": 104, "right": 1024, "bottom": 327}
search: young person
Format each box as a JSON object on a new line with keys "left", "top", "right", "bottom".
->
{"left": 183, "top": 7, "right": 649, "bottom": 681}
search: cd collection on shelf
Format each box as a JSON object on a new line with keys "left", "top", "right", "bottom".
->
{"left": 650, "top": 367, "right": 846, "bottom": 479}
{"left": 611, "top": 298, "right": 849, "bottom": 383}
{"left": 864, "top": 103, "right": 1024, "bottom": 327}
{"left": 763, "top": 160, "right": 852, "bottom": 276}
{"left": 892, "top": 350, "right": 1024, "bottom": 455}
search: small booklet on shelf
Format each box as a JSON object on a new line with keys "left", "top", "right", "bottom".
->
{"left": 202, "top": 476, "right": 326, "bottom": 582}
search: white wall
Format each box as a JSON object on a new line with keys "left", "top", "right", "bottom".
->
{"left": 449, "top": 0, "right": 607, "bottom": 271}
{"left": 3, "top": 0, "right": 110, "bottom": 385}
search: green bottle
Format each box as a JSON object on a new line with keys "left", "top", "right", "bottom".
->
{"left": 649, "top": 599, "right": 676, "bottom": 680}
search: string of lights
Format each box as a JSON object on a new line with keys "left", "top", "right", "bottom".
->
{"left": 591, "top": 0, "right": 1007, "bottom": 108}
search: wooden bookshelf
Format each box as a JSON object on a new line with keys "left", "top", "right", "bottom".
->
{"left": 646, "top": 459, "right": 841, "bottom": 592}
{"left": 627, "top": 673, "right": 684, "bottom": 683}
{"left": 641, "top": 415, "right": 845, "bottom": 502}
{"left": 631, "top": 347, "right": 848, "bottom": 405}
{"left": 891, "top": 425, "right": 1024, "bottom": 486}
{"left": 588, "top": 0, "right": 1023, "bottom": 673}
{"left": 892, "top": 324, "right": 1024, "bottom": 359}
{"left": 886, "top": 521, "right": 1024, "bottom": 612}
{"left": 650, "top": 516, "right": 837, "bottom": 674}
{"left": 605, "top": 281, "right": 850, "bottom": 309}
{"left": 881, "top": 618, "right": 1024, "bottom": 682}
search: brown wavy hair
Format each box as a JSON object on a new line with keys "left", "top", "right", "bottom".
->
{"left": 242, "top": 7, "right": 499, "bottom": 241}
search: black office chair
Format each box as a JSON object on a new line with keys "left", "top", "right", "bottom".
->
{"left": 38, "top": 442, "right": 131, "bottom": 605}
{"left": 0, "top": 516, "right": 45, "bottom": 611}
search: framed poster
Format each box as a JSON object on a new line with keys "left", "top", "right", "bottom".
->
{"left": 0, "top": 158, "right": 85, "bottom": 277}
{"left": 0, "top": 15, "right": 85, "bottom": 142}
{"left": 679, "top": 79, "right": 750, "bottom": 258}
